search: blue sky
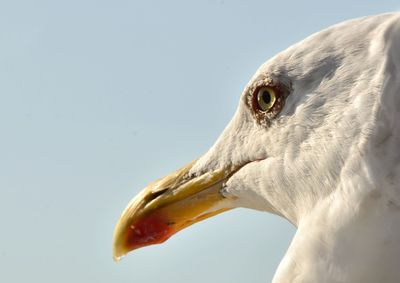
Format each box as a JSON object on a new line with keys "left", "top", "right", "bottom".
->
{"left": 1, "top": 1, "right": 399, "bottom": 282}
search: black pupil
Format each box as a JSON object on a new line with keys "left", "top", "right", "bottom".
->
{"left": 262, "top": 90, "right": 271, "bottom": 104}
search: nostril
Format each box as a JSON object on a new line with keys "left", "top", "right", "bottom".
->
{"left": 149, "top": 188, "right": 169, "bottom": 201}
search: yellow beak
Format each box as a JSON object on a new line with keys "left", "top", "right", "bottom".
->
{"left": 112, "top": 160, "right": 238, "bottom": 260}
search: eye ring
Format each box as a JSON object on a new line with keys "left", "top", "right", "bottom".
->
{"left": 247, "top": 80, "right": 291, "bottom": 125}
{"left": 256, "top": 86, "right": 277, "bottom": 112}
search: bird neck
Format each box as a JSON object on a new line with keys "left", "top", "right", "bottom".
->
{"left": 269, "top": 88, "right": 400, "bottom": 281}
{"left": 272, "top": 187, "right": 400, "bottom": 283}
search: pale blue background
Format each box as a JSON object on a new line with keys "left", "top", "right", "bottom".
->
{"left": 1, "top": 1, "right": 398, "bottom": 282}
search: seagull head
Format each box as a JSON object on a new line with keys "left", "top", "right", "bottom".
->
{"left": 113, "top": 13, "right": 400, "bottom": 262}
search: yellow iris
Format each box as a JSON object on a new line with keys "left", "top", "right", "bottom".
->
{"left": 257, "top": 86, "right": 276, "bottom": 112}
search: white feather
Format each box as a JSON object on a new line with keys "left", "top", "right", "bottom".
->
{"left": 191, "top": 13, "right": 400, "bottom": 282}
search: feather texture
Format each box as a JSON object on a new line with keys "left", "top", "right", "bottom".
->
{"left": 189, "top": 13, "right": 400, "bottom": 282}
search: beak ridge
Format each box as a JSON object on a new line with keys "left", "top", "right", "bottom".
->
{"left": 113, "top": 160, "right": 236, "bottom": 260}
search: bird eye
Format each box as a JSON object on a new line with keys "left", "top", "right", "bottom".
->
{"left": 256, "top": 86, "right": 277, "bottom": 112}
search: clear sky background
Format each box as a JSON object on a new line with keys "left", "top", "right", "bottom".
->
{"left": 1, "top": 1, "right": 399, "bottom": 282}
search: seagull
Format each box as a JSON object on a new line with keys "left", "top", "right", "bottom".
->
{"left": 113, "top": 13, "right": 400, "bottom": 282}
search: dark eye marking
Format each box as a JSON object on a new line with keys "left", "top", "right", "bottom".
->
{"left": 246, "top": 78, "right": 291, "bottom": 125}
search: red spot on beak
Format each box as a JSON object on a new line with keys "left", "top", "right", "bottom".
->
{"left": 125, "top": 213, "right": 175, "bottom": 251}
